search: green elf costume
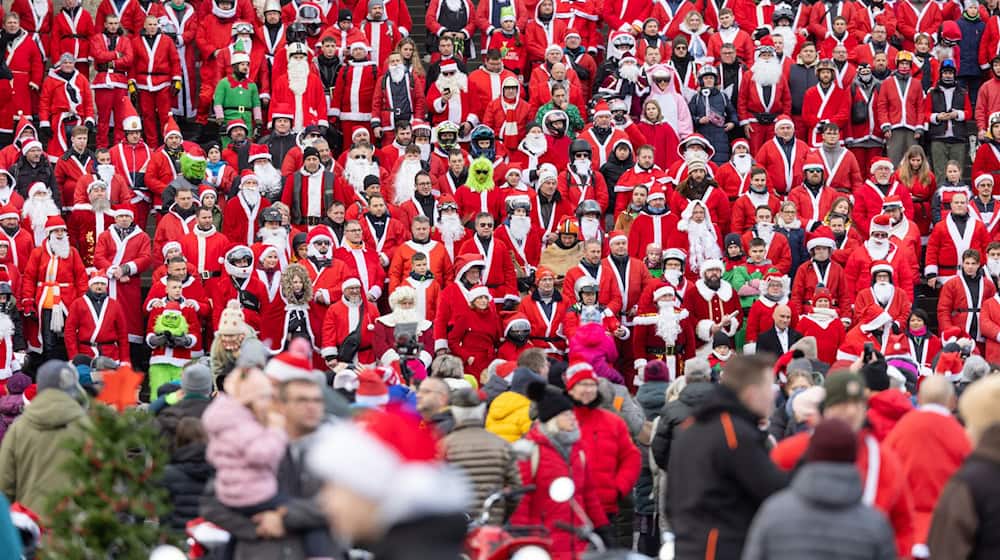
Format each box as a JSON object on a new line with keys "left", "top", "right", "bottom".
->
{"left": 213, "top": 50, "right": 261, "bottom": 147}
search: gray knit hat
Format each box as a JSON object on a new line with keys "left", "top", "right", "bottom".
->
{"left": 181, "top": 363, "right": 213, "bottom": 396}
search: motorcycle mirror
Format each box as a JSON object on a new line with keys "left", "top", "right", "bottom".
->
{"left": 548, "top": 477, "right": 575, "bottom": 503}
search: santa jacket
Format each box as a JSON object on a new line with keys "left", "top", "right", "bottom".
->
{"left": 387, "top": 239, "right": 453, "bottom": 293}
{"left": 737, "top": 72, "right": 792, "bottom": 126}
{"left": 561, "top": 261, "right": 624, "bottom": 315}
{"left": 852, "top": 180, "right": 916, "bottom": 236}
{"left": 787, "top": 184, "right": 839, "bottom": 228}
{"left": 730, "top": 192, "right": 782, "bottom": 234}
{"left": 875, "top": 73, "right": 926, "bottom": 132}
{"left": 740, "top": 228, "right": 792, "bottom": 275}
{"left": 64, "top": 293, "right": 129, "bottom": 361}
{"left": 896, "top": 0, "right": 942, "bottom": 50}
{"left": 371, "top": 71, "right": 427, "bottom": 131}
{"left": 447, "top": 302, "right": 501, "bottom": 375}
{"left": 924, "top": 214, "right": 990, "bottom": 280}
{"left": 50, "top": 6, "right": 94, "bottom": 64}
{"left": 93, "top": 225, "right": 152, "bottom": 340}
{"left": 801, "top": 83, "right": 851, "bottom": 145}
{"left": 687, "top": 278, "right": 742, "bottom": 344}
{"left": 796, "top": 309, "right": 847, "bottom": 365}
{"left": 852, "top": 284, "right": 913, "bottom": 327}
{"left": 937, "top": 272, "right": 997, "bottom": 341}
{"left": 519, "top": 290, "right": 569, "bottom": 355}
{"left": 222, "top": 195, "right": 271, "bottom": 247}
{"left": 976, "top": 294, "right": 1000, "bottom": 363}
{"left": 754, "top": 137, "right": 810, "bottom": 197}
{"left": 790, "top": 258, "right": 852, "bottom": 318}
{"left": 627, "top": 211, "right": 681, "bottom": 259}
{"left": 331, "top": 60, "right": 378, "bottom": 122}
{"left": 844, "top": 241, "right": 917, "bottom": 296}
{"left": 458, "top": 235, "right": 518, "bottom": 303}
{"left": 130, "top": 32, "right": 181, "bottom": 91}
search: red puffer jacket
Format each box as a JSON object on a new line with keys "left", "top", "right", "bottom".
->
{"left": 573, "top": 403, "right": 641, "bottom": 514}
{"left": 866, "top": 389, "right": 914, "bottom": 441}
{"left": 511, "top": 426, "right": 609, "bottom": 558}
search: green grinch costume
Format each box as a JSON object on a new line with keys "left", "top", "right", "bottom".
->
{"left": 148, "top": 308, "right": 191, "bottom": 397}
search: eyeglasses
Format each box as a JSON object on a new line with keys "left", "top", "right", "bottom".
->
{"left": 574, "top": 153, "right": 589, "bottom": 159}
{"left": 478, "top": 222, "right": 494, "bottom": 228}
{"left": 871, "top": 232, "right": 889, "bottom": 239}
{"left": 806, "top": 169, "right": 823, "bottom": 173}
{"left": 442, "top": 71, "right": 456, "bottom": 76}
{"left": 674, "top": 45, "right": 687, "bottom": 50}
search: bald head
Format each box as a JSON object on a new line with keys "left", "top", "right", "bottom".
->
{"left": 918, "top": 376, "right": 956, "bottom": 409}
{"left": 773, "top": 304, "right": 792, "bottom": 330}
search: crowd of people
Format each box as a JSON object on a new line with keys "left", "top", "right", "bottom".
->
{"left": 0, "top": 0, "right": 997, "bottom": 557}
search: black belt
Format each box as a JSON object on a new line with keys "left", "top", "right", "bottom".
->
{"left": 531, "top": 336, "right": 562, "bottom": 343}
{"left": 646, "top": 346, "right": 676, "bottom": 356}
{"left": 200, "top": 271, "right": 221, "bottom": 280}
{"left": 955, "top": 308, "right": 981, "bottom": 313}
{"left": 224, "top": 106, "right": 247, "bottom": 113}
{"left": 305, "top": 217, "right": 321, "bottom": 226}
{"left": 79, "top": 340, "right": 115, "bottom": 346}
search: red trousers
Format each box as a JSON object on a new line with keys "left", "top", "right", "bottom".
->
{"left": 747, "top": 123, "right": 776, "bottom": 155}
{"left": 197, "top": 65, "right": 219, "bottom": 124}
{"left": 94, "top": 88, "right": 129, "bottom": 148}
{"left": 850, "top": 146, "right": 883, "bottom": 184}
{"left": 138, "top": 88, "right": 174, "bottom": 147}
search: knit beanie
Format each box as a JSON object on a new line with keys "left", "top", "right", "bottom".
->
{"left": 4, "top": 373, "right": 30, "bottom": 395}
{"left": 527, "top": 381, "right": 574, "bottom": 422}
{"left": 643, "top": 360, "right": 670, "bottom": 383}
{"left": 181, "top": 363, "right": 213, "bottom": 396}
{"left": 804, "top": 418, "right": 858, "bottom": 463}
{"left": 861, "top": 358, "right": 890, "bottom": 391}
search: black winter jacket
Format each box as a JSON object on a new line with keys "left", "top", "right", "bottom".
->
{"left": 163, "top": 443, "right": 213, "bottom": 531}
{"left": 651, "top": 381, "right": 715, "bottom": 470}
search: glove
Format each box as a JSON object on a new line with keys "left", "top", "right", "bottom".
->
{"left": 85, "top": 121, "right": 95, "bottom": 132}
{"left": 180, "top": 334, "right": 196, "bottom": 348}
{"left": 163, "top": 331, "right": 176, "bottom": 347}
{"left": 594, "top": 525, "right": 614, "bottom": 547}
{"left": 891, "top": 323, "right": 902, "bottom": 335}
{"left": 38, "top": 122, "right": 50, "bottom": 133}
{"left": 172, "top": 79, "right": 182, "bottom": 91}
{"left": 148, "top": 333, "right": 167, "bottom": 347}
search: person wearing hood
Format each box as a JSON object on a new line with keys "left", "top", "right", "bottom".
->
{"left": 485, "top": 360, "right": 545, "bottom": 442}
{"left": 687, "top": 66, "right": 734, "bottom": 165}
{"left": 876, "top": 50, "right": 926, "bottom": 165}
{"left": 743, "top": 419, "right": 897, "bottom": 560}
{"left": 0, "top": 360, "right": 89, "bottom": 514}
{"left": 483, "top": 75, "right": 532, "bottom": 150}
{"left": 447, "top": 285, "right": 502, "bottom": 376}
{"left": 974, "top": 110, "right": 1000, "bottom": 182}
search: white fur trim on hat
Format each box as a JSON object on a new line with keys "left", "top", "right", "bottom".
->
{"left": 27, "top": 182, "right": 49, "bottom": 197}
{"left": 975, "top": 174, "right": 994, "bottom": 187}
{"left": 646, "top": 190, "right": 665, "bottom": 202}
{"left": 663, "top": 248, "right": 686, "bottom": 262}
{"left": 774, "top": 116, "right": 794, "bottom": 128}
{"left": 20, "top": 140, "right": 42, "bottom": 154}
{"left": 88, "top": 275, "right": 108, "bottom": 286}
{"left": 467, "top": 285, "right": 491, "bottom": 303}
{"left": 161, "top": 241, "right": 182, "bottom": 257}
{"left": 806, "top": 236, "right": 836, "bottom": 251}
{"left": 545, "top": 44, "right": 562, "bottom": 54}
{"left": 700, "top": 259, "right": 724, "bottom": 273}
{"left": 871, "top": 262, "right": 894, "bottom": 276}
{"left": 310, "top": 232, "right": 333, "bottom": 244}
{"left": 610, "top": 231, "right": 627, "bottom": 244}
{"left": 342, "top": 277, "right": 362, "bottom": 290}
{"left": 653, "top": 285, "right": 676, "bottom": 300}
{"left": 870, "top": 159, "right": 894, "bottom": 174}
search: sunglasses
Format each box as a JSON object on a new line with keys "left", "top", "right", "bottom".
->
{"left": 475, "top": 169, "right": 488, "bottom": 175}
{"left": 478, "top": 222, "right": 494, "bottom": 228}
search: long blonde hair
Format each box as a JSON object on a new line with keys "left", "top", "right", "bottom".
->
{"left": 897, "top": 145, "right": 932, "bottom": 185}
{"left": 394, "top": 37, "right": 425, "bottom": 77}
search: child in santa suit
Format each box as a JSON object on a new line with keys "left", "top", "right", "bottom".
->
{"left": 447, "top": 285, "right": 502, "bottom": 376}
{"left": 397, "top": 252, "right": 439, "bottom": 322}
{"left": 146, "top": 280, "right": 203, "bottom": 396}
{"left": 706, "top": 331, "right": 731, "bottom": 381}
{"left": 795, "top": 287, "right": 847, "bottom": 365}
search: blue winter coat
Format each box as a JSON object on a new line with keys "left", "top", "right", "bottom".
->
{"left": 957, "top": 16, "right": 985, "bottom": 78}
{"left": 688, "top": 87, "right": 738, "bottom": 164}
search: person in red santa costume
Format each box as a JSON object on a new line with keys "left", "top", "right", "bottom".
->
{"left": 152, "top": 183, "right": 199, "bottom": 257}
{"left": 936, "top": 248, "right": 997, "bottom": 350}
{"left": 334, "top": 219, "right": 386, "bottom": 304}
{"left": 626, "top": 183, "right": 679, "bottom": 259}
{"left": 668, "top": 198, "right": 724, "bottom": 282}
{"left": 20, "top": 216, "right": 88, "bottom": 358}
{"left": 787, "top": 151, "right": 840, "bottom": 230}
{"left": 214, "top": 22, "right": 271, "bottom": 107}
{"left": 669, "top": 157, "right": 731, "bottom": 233}
{"left": 561, "top": 238, "right": 623, "bottom": 315}
{"left": 738, "top": 41, "right": 791, "bottom": 155}
{"left": 926, "top": 191, "right": 990, "bottom": 290}
{"left": 836, "top": 303, "right": 898, "bottom": 361}
{"left": 193, "top": 0, "right": 238, "bottom": 124}
{"left": 93, "top": 203, "right": 151, "bottom": 349}
{"left": 179, "top": 206, "right": 232, "bottom": 287}
{"left": 730, "top": 166, "right": 782, "bottom": 234}
{"left": 753, "top": 115, "right": 809, "bottom": 198}
{"left": 89, "top": 12, "right": 133, "bottom": 149}
{"left": 131, "top": 15, "right": 181, "bottom": 147}
{"left": 879, "top": 195, "right": 922, "bottom": 269}
{"left": 38, "top": 52, "right": 95, "bottom": 156}
{"left": 222, "top": 171, "right": 270, "bottom": 247}
{"left": 686, "top": 258, "right": 742, "bottom": 349}
{"left": 853, "top": 157, "right": 916, "bottom": 236}
{"left": 813, "top": 123, "right": 864, "bottom": 197}
{"left": 372, "top": 57, "right": 426, "bottom": 147}
{"left": 388, "top": 215, "right": 453, "bottom": 293}
{"left": 613, "top": 144, "right": 670, "bottom": 217}
{"left": 483, "top": 76, "right": 532, "bottom": 151}
{"left": 358, "top": 0, "right": 397, "bottom": 69}
{"left": 852, "top": 260, "right": 913, "bottom": 327}
{"left": 0, "top": 14, "right": 44, "bottom": 136}
{"left": 64, "top": 274, "right": 130, "bottom": 363}
{"left": 493, "top": 196, "right": 543, "bottom": 275}
{"left": 578, "top": 101, "right": 633, "bottom": 171}
{"left": 21, "top": 181, "right": 61, "bottom": 247}
{"left": 144, "top": 251, "right": 210, "bottom": 316}
{"left": 108, "top": 102, "right": 153, "bottom": 227}
{"left": 426, "top": 60, "right": 480, "bottom": 133}
{"left": 269, "top": 42, "right": 329, "bottom": 132}
{"left": 50, "top": 0, "right": 92, "bottom": 74}
{"left": 321, "top": 276, "right": 379, "bottom": 367}
{"left": 844, "top": 213, "right": 917, "bottom": 296}
{"left": 67, "top": 175, "right": 116, "bottom": 269}
{"left": 372, "top": 285, "right": 435, "bottom": 371}
{"left": 800, "top": 59, "right": 851, "bottom": 146}
{"left": 448, "top": 285, "right": 502, "bottom": 375}
{"left": 459, "top": 211, "right": 519, "bottom": 309}
{"left": 514, "top": 265, "right": 566, "bottom": 357}
{"left": 210, "top": 244, "right": 268, "bottom": 332}
{"left": 741, "top": 205, "right": 792, "bottom": 275}
{"left": 559, "top": 139, "right": 609, "bottom": 215}
{"left": 968, "top": 174, "right": 1000, "bottom": 238}
{"left": 267, "top": 263, "right": 324, "bottom": 365}
{"left": 796, "top": 287, "right": 847, "bottom": 365}
{"left": 432, "top": 253, "right": 486, "bottom": 353}
{"left": 330, "top": 41, "right": 378, "bottom": 142}
{"left": 0, "top": 203, "right": 35, "bottom": 272}
{"left": 561, "top": 276, "right": 627, "bottom": 342}
{"left": 790, "top": 226, "right": 852, "bottom": 320}
{"left": 359, "top": 193, "right": 410, "bottom": 270}
{"left": 631, "top": 284, "right": 695, "bottom": 382}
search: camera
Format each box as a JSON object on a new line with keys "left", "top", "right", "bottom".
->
{"left": 394, "top": 322, "right": 422, "bottom": 358}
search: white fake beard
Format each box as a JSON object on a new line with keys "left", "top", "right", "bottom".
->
{"left": 687, "top": 220, "right": 721, "bottom": 273}
{"left": 445, "top": 0, "right": 462, "bottom": 12}
{"left": 241, "top": 188, "right": 261, "bottom": 207}
{"left": 92, "top": 197, "right": 110, "bottom": 213}
{"left": 773, "top": 26, "right": 797, "bottom": 57}
{"left": 619, "top": 63, "right": 641, "bottom": 82}
{"left": 988, "top": 257, "right": 1000, "bottom": 277}
{"left": 756, "top": 222, "right": 775, "bottom": 244}
{"left": 254, "top": 163, "right": 283, "bottom": 197}
{"left": 417, "top": 142, "right": 431, "bottom": 161}
{"left": 732, "top": 153, "right": 752, "bottom": 175}
{"left": 344, "top": 158, "right": 378, "bottom": 191}
{"left": 393, "top": 159, "right": 422, "bottom": 204}
{"left": 521, "top": 133, "right": 547, "bottom": 155}
{"left": 437, "top": 72, "right": 468, "bottom": 93}
{"left": 439, "top": 214, "right": 466, "bottom": 242}
{"left": 873, "top": 281, "right": 894, "bottom": 305}
{"left": 389, "top": 64, "right": 406, "bottom": 82}
{"left": 655, "top": 302, "right": 686, "bottom": 345}
{"left": 288, "top": 58, "right": 310, "bottom": 95}
{"left": 664, "top": 269, "right": 682, "bottom": 285}
{"left": 96, "top": 163, "right": 116, "bottom": 184}
{"left": 259, "top": 227, "right": 288, "bottom": 253}
{"left": 49, "top": 235, "right": 70, "bottom": 259}
{"left": 752, "top": 58, "right": 782, "bottom": 87}
{"left": 573, "top": 159, "right": 591, "bottom": 175}
{"left": 866, "top": 238, "right": 889, "bottom": 260}
{"left": 25, "top": 197, "right": 59, "bottom": 242}
{"left": 509, "top": 215, "right": 531, "bottom": 243}
{"left": 389, "top": 306, "right": 420, "bottom": 324}
{"left": 580, "top": 216, "right": 600, "bottom": 240}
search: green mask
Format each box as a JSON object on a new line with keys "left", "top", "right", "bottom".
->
{"left": 180, "top": 153, "right": 206, "bottom": 181}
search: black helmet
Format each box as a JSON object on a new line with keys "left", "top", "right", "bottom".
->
{"left": 260, "top": 207, "right": 283, "bottom": 224}
{"left": 287, "top": 22, "right": 308, "bottom": 44}
{"left": 576, "top": 199, "right": 601, "bottom": 217}
{"left": 569, "top": 139, "right": 592, "bottom": 159}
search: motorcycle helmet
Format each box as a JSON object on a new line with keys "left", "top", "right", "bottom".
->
{"left": 469, "top": 125, "right": 496, "bottom": 160}
{"left": 287, "top": 22, "right": 308, "bottom": 44}
{"left": 225, "top": 245, "right": 254, "bottom": 278}
{"left": 576, "top": 199, "right": 601, "bottom": 218}
{"left": 435, "top": 121, "right": 460, "bottom": 149}
{"left": 260, "top": 207, "right": 283, "bottom": 225}
{"left": 569, "top": 139, "right": 592, "bottom": 160}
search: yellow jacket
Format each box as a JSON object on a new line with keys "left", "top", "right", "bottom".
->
{"left": 485, "top": 391, "right": 533, "bottom": 443}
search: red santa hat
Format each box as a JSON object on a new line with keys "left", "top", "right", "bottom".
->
{"left": 121, "top": 100, "right": 142, "bottom": 132}
{"left": 565, "top": 357, "right": 598, "bottom": 390}
{"left": 162, "top": 116, "right": 182, "bottom": 140}
{"left": 647, "top": 183, "right": 668, "bottom": 202}
{"left": 859, "top": 304, "right": 893, "bottom": 332}
{"left": 265, "top": 351, "right": 319, "bottom": 382}
{"left": 544, "top": 43, "right": 563, "bottom": 56}
{"left": 813, "top": 286, "right": 833, "bottom": 303}
{"left": 869, "top": 213, "right": 892, "bottom": 234}
{"left": 941, "top": 326, "right": 967, "bottom": 344}
{"left": 348, "top": 41, "right": 370, "bottom": 53}
{"left": 239, "top": 169, "right": 259, "bottom": 187}
{"left": 44, "top": 215, "right": 67, "bottom": 233}
{"left": 226, "top": 119, "right": 249, "bottom": 135}
{"left": 88, "top": 273, "right": 108, "bottom": 287}
{"left": 564, "top": 28, "right": 582, "bottom": 41}
{"left": 439, "top": 59, "right": 459, "bottom": 74}
{"left": 354, "top": 368, "right": 389, "bottom": 407}
{"left": 774, "top": 114, "right": 794, "bottom": 129}
{"left": 27, "top": 182, "right": 48, "bottom": 198}
{"left": 609, "top": 230, "right": 627, "bottom": 244}
{"left": 802, "top": 151, "right": 824, "bottom": 172}
{"left": 677, "top": 133, "right": 714, "bottom": 158}
{"left": 0, "top": 204, "right": 18, "bottom": 221}
{"left": 502, "top": 313, "right": 531, "bottom": 337}
{"left": 975, "top": 174, "right": 994, "bottom": 188}
{"left": 870, "top": 259, "right": 894, "bottom": 278}
{"left": 437, "top": 193, "right": 458, "bottom": 210}
{"left": 199, "top": 185, "right": 217, "bottom": 202}
{"left": 20, "top": 140, "right": 42, "bottom": 155}
{"left": 593, "top": 100, "right": 612, "bottom": 117}
{"left": 880, "top": 195, "right": 904, "bottom": 210}
{"left": 466, "top": 285, "right": 492, "bottom": 304}
{"left": 731, "top": 138, "right": 750, "bottom": 153}
{"left": 248, "top": 143, "right": 271, "bottom": 163}
{"left": 270, "top": 102, "right": 295, "bottom": 122}
{"left": 253, "top": 242, "right": 280, "bottom": 266}
{"left": 869, "top": 157, "right": 894, "bottom": 175}
{"left": 806, "top": 225, "right": 836, "bottom": 251}
{"left": 453, "top": 254, "right": 486, "bottom": 280}
{"left": 161, "top": 241, "right": 181, "bottom": 258}
{"left": 342, "top": 277, "right": 363, "bottom": 291}
{"left": 755, "top": 34, "right": 776, "bottom": 52}
{"left": 306, "top": 228, "right": 333, "bottom": 245}
{"left": 411, "top": 118, "right": 432, "bottom": 135}
{"left": 114, "top": 203, "right": 135, "bottom": 219}
{"left": 653, "top": 285, "right": 676, "bottom": 301}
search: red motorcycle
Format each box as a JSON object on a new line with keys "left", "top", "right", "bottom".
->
{"left": 463, "top": 485, "right": 552, "bottom": 560}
